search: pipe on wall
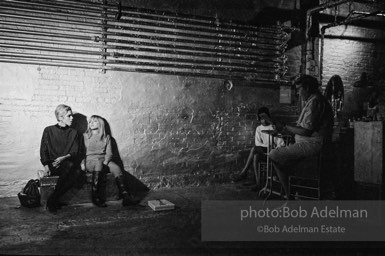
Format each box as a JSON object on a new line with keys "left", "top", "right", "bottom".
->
{"left": 2, "top": 0, "right": 105, "bottom": 16}
{"left": 0, "top": 33, "right": 282, "bottom": 66}
{"left": 0, "top": 20, "right": 101, "bottom": 35}
{"left": 0, "top": 0, "right": 290, "bottom": 82}
{"left": 302, "top": 0, "right": 351, "bottom": 76}
{"left": 0, "top": 49, "right": 277, "bottom": 75}
{"left": 306, "top": 0, "right": 351, "bottom": 39}
{"left": 0, "top": 28, "right": 283, "bottom": 65}
{"left": 3, "top": 0, "right": 285, "bottom": 41}
{"left": 0, "top": 11, "right": 287, "bottom": 51}
{"left": 0, "top": 57, "right": 281, "bottom": 82}
{"left": 4, "top": 2, "right": 283, "bottom": 37}
{"left": 6, "top": 0, "right": 286, "bottom": 37}
{"left": 0, "top": 18, "right": 285, "bottom": 55}
{"left": 0, "top": 37, "right": 281, "bottom": 72}
{"left": 319, "top": 10, "right": 381, "bottom": 84}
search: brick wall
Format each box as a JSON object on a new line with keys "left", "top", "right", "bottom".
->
{"left": 0, "top": 0, "right": 300, "bottom": 197}
{"left": 0, "top": 63, "right": 292, "bottom": 196}
{"left": 322, "top": 25, "right": 385, "bottom": 91}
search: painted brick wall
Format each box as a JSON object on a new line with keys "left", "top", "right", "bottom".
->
{"left": 0, "top": 0, "right": 301, "bottom": 197}
{"left": 0, "top": 63, "right": 289, "bottom": 196}
{"left": 322, "top": 25, "right": 385, "bottom": 91}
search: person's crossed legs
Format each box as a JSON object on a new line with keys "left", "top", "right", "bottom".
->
{"left": 269, "top": 142, "right": 322, "bottom": 200}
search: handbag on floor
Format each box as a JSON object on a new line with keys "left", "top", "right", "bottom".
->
{"left": 18, "top": 179, "right": 41, "bottom": 208}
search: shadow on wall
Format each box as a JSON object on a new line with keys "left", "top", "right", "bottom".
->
{"left": 72, "top": 113, "right": 88, "bottom": 134}
{"left": 71, "top": 113, "right": 149, "bottom": 194}
{"left": 103, "top": 117, "right": 149, "bottom": 193}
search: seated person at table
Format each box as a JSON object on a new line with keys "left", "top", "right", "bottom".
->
{"left": 269, "top": 75, "right": 334, "bottom": 199}
{"left": 232, "top": 107, "right": 285, "bottom": 185}
{"left": 40, "top": 104, "right": 83, "bottom": 213}
{"left": 81, "top": 115, "right": 137, "bottom": 207}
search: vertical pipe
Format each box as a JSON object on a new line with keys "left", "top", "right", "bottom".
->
{"left": 320, "top": 29, "right": 325, "bottom": 87}
{"left": 303, "top": 0, "right": 350, "bottom": 75}
{"left": 101, "top": 0, "right": 107, "bottom": 73}
{"left": 306, "top": 0, "right": 350, "bottom": 40}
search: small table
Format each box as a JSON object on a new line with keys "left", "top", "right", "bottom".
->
{"left": 258, "top": 130, "right": 291, "bottom": 200}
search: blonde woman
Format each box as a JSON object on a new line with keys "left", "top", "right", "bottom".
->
{"left": 81, "top": 115, "right": 135, "bottom": 207}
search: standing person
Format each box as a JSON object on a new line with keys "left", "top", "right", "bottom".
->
{"left": 81, "top": 115, "right": 136, "bottom": 207}
{"left": 40, "top": 104, "right": 83, "bottom": 213}
{"left": 348, "top": 72, "right": 372, "bottom": 118}
{"left": 269, "top": 75, "right": 334, "bottom": 200}
{"left": 232, "top": 107, "right": 285, "bottom": 187}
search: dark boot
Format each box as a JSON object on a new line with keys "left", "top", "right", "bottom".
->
{"left": 92, "top": 172, "right": 107, "bottom": 207}
{"left": 46, "top": 194, "right": 58, "bottom": 213}
{"left": 115, "top": 176, "right": 136, "bottom": 206}
{"left": 46, "top": 175, "right": 73, "bottom": 213}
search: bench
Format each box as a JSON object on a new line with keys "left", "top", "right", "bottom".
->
{"left": 39, "top": 172, "right": 119, "bottom": 205}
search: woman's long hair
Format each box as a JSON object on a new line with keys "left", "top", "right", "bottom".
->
{"left": 85, "top": 115, "right": 107, "bottom": 140}
{"left": 324, "top": 75, "right": 344, "bottom": 100}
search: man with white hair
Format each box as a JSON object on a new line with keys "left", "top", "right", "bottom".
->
{"left": 40, "top": 104, "right": 83, "bottom": 213}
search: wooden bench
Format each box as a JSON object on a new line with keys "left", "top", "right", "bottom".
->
{"left": 39, "top": 172, "right": 119, "bottom": 205}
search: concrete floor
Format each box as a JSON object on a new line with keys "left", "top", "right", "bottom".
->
{"left": 0, "top": 182, "right": 384, "bottom": 255}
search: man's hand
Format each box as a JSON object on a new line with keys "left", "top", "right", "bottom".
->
{"left": 274, "top": 121, "right": 286, "bottom": 132}
{"left": 52, "top": 156, "right": 66, "bottom": 168}
{"left": 39, "top": 165, "right": 51, "bottom": 177}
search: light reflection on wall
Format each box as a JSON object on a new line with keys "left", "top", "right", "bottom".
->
{"left": 321, "top": 24, "right": 383, "bottom": 88}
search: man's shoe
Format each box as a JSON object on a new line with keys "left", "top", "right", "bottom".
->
{"left": 46, "top": 198, "right": 58, "bottom": 213}
{"left": 92, "top": 197, "right": 107, "bottom": 208}
{"left": 122, "top": 193, "right": 140, "bottom": 206}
